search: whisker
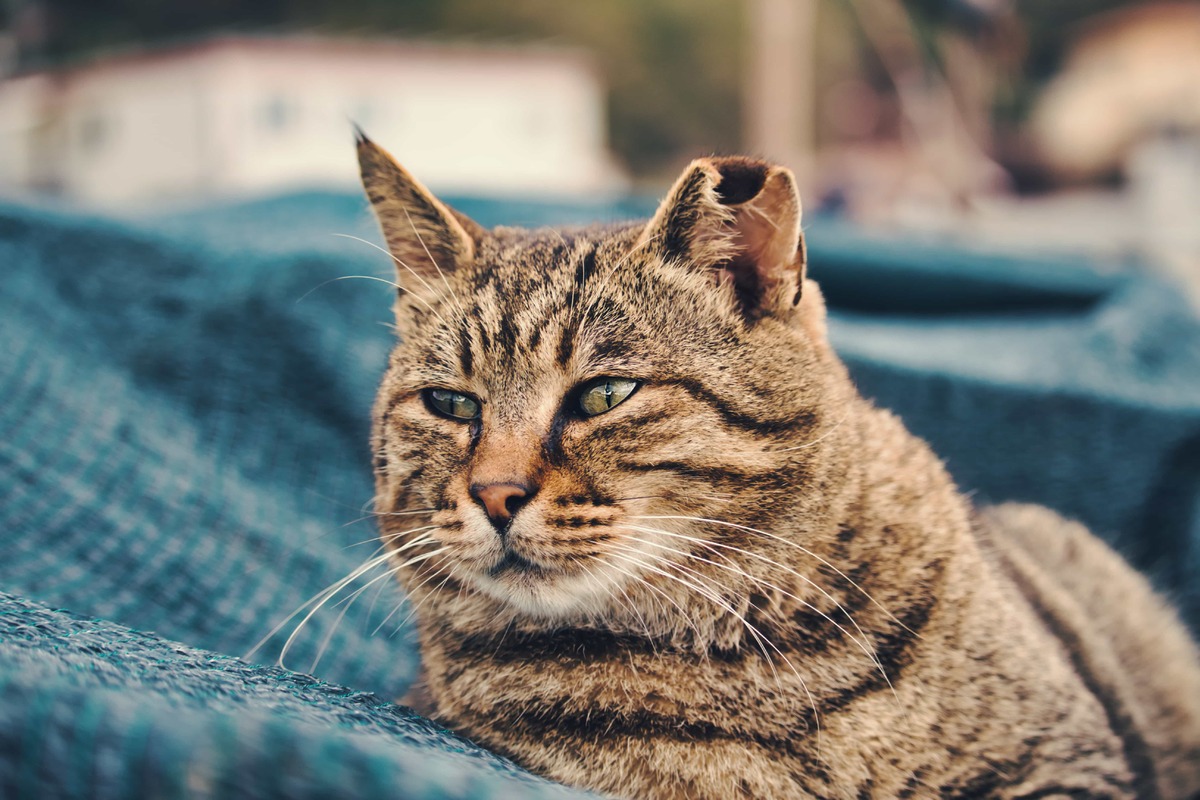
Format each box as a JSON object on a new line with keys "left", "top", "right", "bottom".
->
{"left": 580, "top": 560, "right": 657, "bottom": 648}
{"left": 374, "top": 554, "right": 454, "bottom": 636}
{"left": 294, "top": 274, "right": 402, "bottom": 302}
{"left": 243, "top": 525, "right": 438, "bottom": 662}
{"left": 606, "top": 548, "right": 821, "bottom": 743}
{"left": 610, "top": 492, "right": 733, "bottom": 504}
{"left": 620, "top": 524, "right": 882, "bottom": 660}
{"left": 374, "top": 507, "right": 439, "bottom": 517}
{"left": 330, "top": 233, "right": 443, "bottom": 301}
{"left": 771, "top": 408, "right": 852, "bottom": 453}
{"left": 401, "top": 206, "right": 464, "bottom": 316}
{"left": 327, "top": 233, "right": 449, "bottom": 325}
{"left": 616, "top": 526, "right": 898, "bottom": 707}
{"left": 306, "top": 546, "right": 449, "bottom": 672}
{"left": 347, "top": 527, "right": 428, "bottom": 549}
{"left": 592, "top": 555, "right": 706, "bottom": 645}
{"left": 279, "top": 543, "right": 448, "bottom": 670}
{"left": 395, "top": 568, "right": 461, "bottom": 641}
{"left": 633, "top": 515, "right": 914, "bottom": 636}
{"left": 618, "top": 529, "right": 872, "bottom": 651}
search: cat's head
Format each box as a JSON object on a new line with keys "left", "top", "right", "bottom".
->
{"left": 360, "top": 136, "right": 852, "bottom": 638}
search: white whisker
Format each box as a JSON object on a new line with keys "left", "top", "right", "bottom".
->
{"left": 243, "top": 525, "right": 438, "bottom": 663}
{"left": 401, "top": 206, "right": 464, "bottom": 316}
{"left": 606, "top": 548, "right": 821, "bottom": 745}
{"left": 620, "top": 524, "right": 881, "bottom": 658}
{"left": 374, "top": 554, "right": 454, "bottom": 636}
{"left": 593, "top": 554, "right": 706, "bottom": 645}
{"left": 633, "top": 515, "right": 914, "bottom": 636}
{"left": 772, "top": 408, "right": 852, "bottom": 453}
{"left": 616, "top": 526, "right": 899, "bottom": 709}
{"left": 328, "top": 233, "right": 449, "bottom": 325}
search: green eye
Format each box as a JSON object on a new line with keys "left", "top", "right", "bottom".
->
{"left": 425, "top": 388, "right": 480, "bottom": 421}
{"left": 578, "top": 377, "right": 639, "bottom": 417}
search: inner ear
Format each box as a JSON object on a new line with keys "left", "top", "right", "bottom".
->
{"left": 713, "top": 159, "right": 805, "bottom": 318}
{"left": 714, "top": 160, "right": 768, "bottom": 206}
{"left": 715, "top": 161, "right": 771, "bottom": 313}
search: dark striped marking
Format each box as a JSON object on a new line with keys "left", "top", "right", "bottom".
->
{"left": 659, "top": 169, "right": 712, "bottom": 261}
{"left": 495, "top": 311, "right": 518, "bottom": 358}
{"left": 460, "top": 693, "right": 833, "bottom": 786}
{"left": 659, "top": 377, "right": 817, "bottom": 439}
{"left": 982, "top": 516, "right": 1160, "bottom": 800}
{"left": 617, "top": 459, "right": 756, "bottom": 482}
{"left": 526, "top": 323, "right": 543, "bottom": 354}
{"left": 549, "top": 516, "right": 610, "bottom": 528}
{"left": 458, "top": 322, "right": 473, "bottom": 377}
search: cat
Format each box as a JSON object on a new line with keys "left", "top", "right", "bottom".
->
{"left": 356, "top": 132, "right": 1200, "bottom": 800}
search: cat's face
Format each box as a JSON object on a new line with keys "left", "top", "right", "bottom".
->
{"left": 362, "top": 139, "right": 843, "bottom": 627}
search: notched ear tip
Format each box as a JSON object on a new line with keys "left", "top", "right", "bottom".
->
{"left": 706, "top": 156, "right": 772, "bottom": 206}
{"left": 686, "top": 157, "right": 726, "bottom": 183}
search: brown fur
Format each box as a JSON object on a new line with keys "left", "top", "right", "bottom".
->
{"left": 357, "top": 135, "right": 1200, "bottom": 799}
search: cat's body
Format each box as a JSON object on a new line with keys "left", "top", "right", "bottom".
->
{"left": 357, "top": 136, "right": 1200, "bottom": 799}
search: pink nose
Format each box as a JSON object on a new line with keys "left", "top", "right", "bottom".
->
{"left": 470, "top": 482, "right": 533, "bottom": 529}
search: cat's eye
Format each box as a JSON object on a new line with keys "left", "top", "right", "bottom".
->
{"left": 424, "top": 388, "right": 480, "bottom": 421}
{"left": 578, "top": 377, "right": 639, "bottom": 417}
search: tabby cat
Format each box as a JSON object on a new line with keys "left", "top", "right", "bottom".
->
{"left": 357, "top": 133, "right": 1200, "bottom": 800}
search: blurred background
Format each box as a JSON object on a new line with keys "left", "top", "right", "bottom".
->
{"left": 0, "top": 0, "right": 1199, "bottom": 297}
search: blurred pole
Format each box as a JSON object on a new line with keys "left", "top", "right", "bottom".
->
{"left": 745, "top": 0, "right": 816, "bottom": 195}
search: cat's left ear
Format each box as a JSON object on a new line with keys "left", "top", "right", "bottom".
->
{"left": 638, "top": 156, "right": 807, "bottom": 319}
{"left": 356, "top": 132, "right": 484, "bottom": 298}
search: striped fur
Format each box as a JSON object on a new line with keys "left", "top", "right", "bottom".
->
{"left": 359, "top": 136, "right": 1200, "bottom": 800}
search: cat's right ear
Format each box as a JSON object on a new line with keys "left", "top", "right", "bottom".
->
{"left": 356, "top": 132, "right": 483, "bottom": 297}
{"left": 637, "top": 156, "right": 807, "bottom": 322}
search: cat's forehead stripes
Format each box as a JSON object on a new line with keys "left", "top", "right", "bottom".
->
{"left": 402, "top": 223, "right": 811, "bottom": 444}
{"left": 437, "top": 227, "right": 644, "bottom": 380}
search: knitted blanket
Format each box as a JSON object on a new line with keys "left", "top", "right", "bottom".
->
{"left": 1, "top": 192, "right": 1197, "bottom": 799}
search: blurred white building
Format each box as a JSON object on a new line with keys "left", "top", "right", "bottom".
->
{"left": 0, "top": 35, "right": 626, "bottom": 206}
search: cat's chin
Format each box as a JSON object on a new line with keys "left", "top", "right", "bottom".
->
{"left": 468, "top": 567, "right": 613, "bottom": 620}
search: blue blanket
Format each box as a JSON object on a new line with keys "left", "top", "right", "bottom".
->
{"left": 1, "top": 192, "right": 1198, "bottom": 799}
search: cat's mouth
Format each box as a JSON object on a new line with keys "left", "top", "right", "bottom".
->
{"left": 467, "top": 538, "right": 623, "bottom": 618}
{"left": 487, "top": 550, "right": 549, "bottom": 578}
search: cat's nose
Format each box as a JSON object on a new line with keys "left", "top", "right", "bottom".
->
{"left": 470, "top": 482, "right": 535, "bottom": 530}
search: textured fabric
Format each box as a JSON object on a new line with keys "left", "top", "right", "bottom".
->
{"left": 0, "top": 593, "right": 587, "bottom": 800}
{"left": 0, "top": 192, "right": 1197, "bottom": 799}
